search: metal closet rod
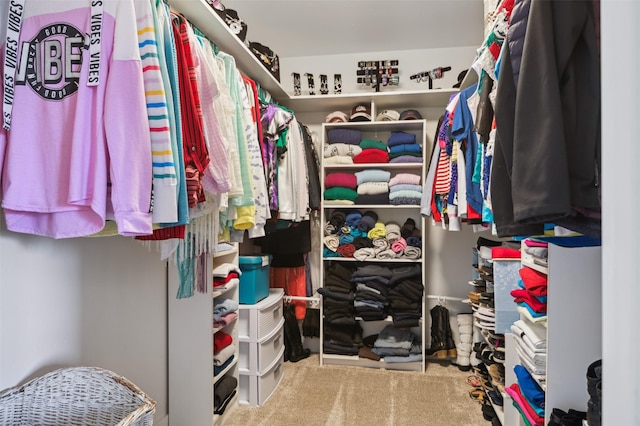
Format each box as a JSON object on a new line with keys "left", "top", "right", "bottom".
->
{"left": 426, "top": 295, "right": 466, "bottom": 302}
{"left": 283, "top": 295, "right": 320, "bottom": 302}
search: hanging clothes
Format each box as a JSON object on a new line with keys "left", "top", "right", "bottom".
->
{"left": 261, "top": 104, "right": 293, "bottom": 211}
{"left": 0, "top": 0, "right": 153, "bottom": 238}
{"left": 135, "top": 0, "right": 178, "bottom": 225}
{"left": 492, "top": 0, "right": 601, "bottom": 237}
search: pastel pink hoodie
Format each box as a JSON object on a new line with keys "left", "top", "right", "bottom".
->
{"left": 0, "top": 0, "right": 152, "bottom": 238}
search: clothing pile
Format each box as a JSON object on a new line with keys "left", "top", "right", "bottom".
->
{"left": 369, "top": 325, "right": 422, "bottom": 363}
{"left": 323, "top": 211, "right": 421, "bottom": 260}
{"left": 387, "top": 131, "right": 422, "bottom": 164}
{"left": 213, "top": 329, "right": 236, "bottom": 376}
{"left": 505, "top": 365, "right": 546, "bottom": 426}
{"left": 389, "top": 173, "right": 423, "bottom": 206}
{"left": 0, "top": 0, "right": 321, "bottom": 301}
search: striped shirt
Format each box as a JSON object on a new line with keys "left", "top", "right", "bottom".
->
{"left": 134, "top": 0, "right": 178, "bottom": 223}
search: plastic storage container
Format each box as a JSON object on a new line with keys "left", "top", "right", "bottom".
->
{"left": 238, "top": 347, "right": 285, "bottom": 407}
{"left": 238, "top": 255, "right": 271, "bottom": 304}
{"left": 239, "top": 317, "right": 285, "bottom": 375}
{"left": 238, "top": 289, "right": 284, "bottom": 341}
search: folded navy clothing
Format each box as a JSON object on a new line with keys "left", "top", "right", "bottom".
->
{"left": 324, "top": 326, "right": 362, "bottom": 346}
{"left": 387, "top": 131, "right": 417, "bottom": 147}
{"left": 406, "top": 236, "right": 422, "bottom": 247}
{"left": 388, "top": 265, "right": 422, "bottom": 285}
{"left": 391, "top": 317, "right": 421, "bottom": 328}
{"left": 374, "top": 327, "right": 415, "bottom": 349}
{"left": 389, "top": 156, "right": 423, "bottom": 164}
{"left": 350, "top": 275, "right": 391, "bottom": 286}
{"left": 359, "top": 280, "right": 389, "bottom": 295}
{"left": 214, "top": 355, "right": 234, "bottom": 376}
{"left": 391, "top": 282, "right": 424, "bottom": 300}
{"left": 389, "top": 295, "right": 420, "bottom": 312}
{"left": 392, "top": 311, "right": 422, "bottom": 320}
{"left": 389, "top": 143, "right": 422, "bottom": 155}
{"left": 318, "top": 287, "right": 355, "bottom": 301}
{"left": 355, "top": 291, "right": 387, "bottom": 304}
{"left": 328, "top": 128, "right": 362, "bottom": 145}
{"left": 390, "top": 196, "right": 421, "bottom": 205}
{"left": 389, "top": 151, "right": 423, "bottom": 160}
{"left": 372, "top": 346, "right": 411, "bottom": 357}
{"left": 326, "top": 262, "right": 355, "bottom": 282}
{"left": 326, "top": 316, "right": 357, "bottom": 325}
{"left": 358, "top": 312, "right": 389, "bottom": 321}
{"left": 354, "top": 300, "right": 385, "bottom": 310}
{"left": 352, "top": 264, "right": 393, "bottom": 278}
{"left": 355, "top": 193, "right": 389, "bottom": 205}
{"left": 323, "top": 342, "right": 360, "bottom": 355}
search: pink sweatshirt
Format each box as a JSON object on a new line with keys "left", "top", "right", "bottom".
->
{"left": 0, "top": 0, "right": 152, "bottom": 238}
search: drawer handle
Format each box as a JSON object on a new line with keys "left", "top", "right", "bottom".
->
{"left": 274, "top": 363, "right": 282, "bottom": 377}
{"left": 273, "top": 334, "right": 281, "bottom": 349}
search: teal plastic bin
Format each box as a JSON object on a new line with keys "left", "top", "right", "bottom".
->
{"left": 238, "top": 256, "right": 271, "bottom": 304}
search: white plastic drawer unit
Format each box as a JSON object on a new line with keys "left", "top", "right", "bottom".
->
{"left": 239, "top": 317, "right": 285, "bottom": 375}
{"left": 238, "top": 346, "right": 285, "bottom": 407}
{"left": 238, "top": 288, "right": 284, "bottom": 341}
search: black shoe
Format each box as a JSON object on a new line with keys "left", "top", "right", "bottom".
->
{"left": 586, "top": 359, "right": 602, "bottom": 426}
{"left": 427, "top": 305, "right": 448, "bottom": 357}
{"left": 568, "top": 409, "right": 587, "bottom": 420}
{"left": 481, "top": 402, "right": 496, "bottom": 421}
{"left": 283, "top": 304, "right": 310, "bottom": 363}
{"left": 586, "top": 359, "right": 602, "bottom": 396}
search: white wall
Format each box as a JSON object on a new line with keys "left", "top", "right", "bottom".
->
{"left": 0, "top": 213, "right": 169, "bottom": 425}
{"left": 601, "top": 1, "right": 639, "bottom": 424}
{"left": 281, "top": 46, "right": 478, "bottom": 97}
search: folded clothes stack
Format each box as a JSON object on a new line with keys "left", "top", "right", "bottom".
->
{"left": 354, "top": 137, "right": 389, "bottom": 164}
{"left": 354, "top": 169, "right": 390, "bottom": 204}
{"left": 388, "top": 135, "right": 422, "bottom": 164}
{"left": 324, "top": 128, "right": 363, "bottom": 165}
{"left": 389, "top": 172, "right": 422, "bottom": 205}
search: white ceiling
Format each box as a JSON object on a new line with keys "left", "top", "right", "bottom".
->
{"left": 223, "top": 0, "right": 485, "bottom": 58}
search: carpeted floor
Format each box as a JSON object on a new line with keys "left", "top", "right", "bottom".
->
{"left": 223, "top": 355, "right": 488, "bottom": 426}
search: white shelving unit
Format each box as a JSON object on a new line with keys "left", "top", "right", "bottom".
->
{"left": 168, "top": 245, "right": 240, "bottom": 426}
{"left": 167, "top": 0, "right": 460, "bottom": 113}
{"left": 319, "top": 118, "right": 429, "bottom": 372}
{"left": 544, "top": 244, "right": 601, "bottom": 425}
{"left": 507, "top": 243, "right": 601, "bottom": 426}
{"left": 285, "top": 89, "right": 458, "bottom": 113}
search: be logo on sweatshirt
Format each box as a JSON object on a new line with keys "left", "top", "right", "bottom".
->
{"left": 15, "top": 23, "right": 87, "bottom": 101}
{"left": 5, "top": 1, "right": 103, "bottom": 105}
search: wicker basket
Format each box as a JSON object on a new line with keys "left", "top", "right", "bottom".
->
{"left": 0, "top": 367, "right": 156, "bottom": 425}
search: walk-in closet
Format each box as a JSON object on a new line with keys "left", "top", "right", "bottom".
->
{"left": 0, "top": 1, "right": 635, "bottom": 425}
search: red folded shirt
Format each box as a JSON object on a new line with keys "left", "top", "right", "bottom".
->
{"left": 353, "top": 149, "right": 389, "bottom": 164}
{"left": 214, "top": 331, "right": 232, "bottom": 354}
{"left": 213, "top": 272, "right": 240, "bottom": 286}
{"left": 510, "top": 289, "right": 547, "bottom": 313}
{"left": 519, "top": 266, "right": 548, "bottom": 296}
{"left": 325, "top": 172, "right": 357, "bottom": 189}
{"left": 492, "top": 246, "right": 521, "bottom": 259}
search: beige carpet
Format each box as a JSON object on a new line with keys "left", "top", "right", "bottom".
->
{"left": 223, "top": 355, "right": 488, "bottom": 426}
